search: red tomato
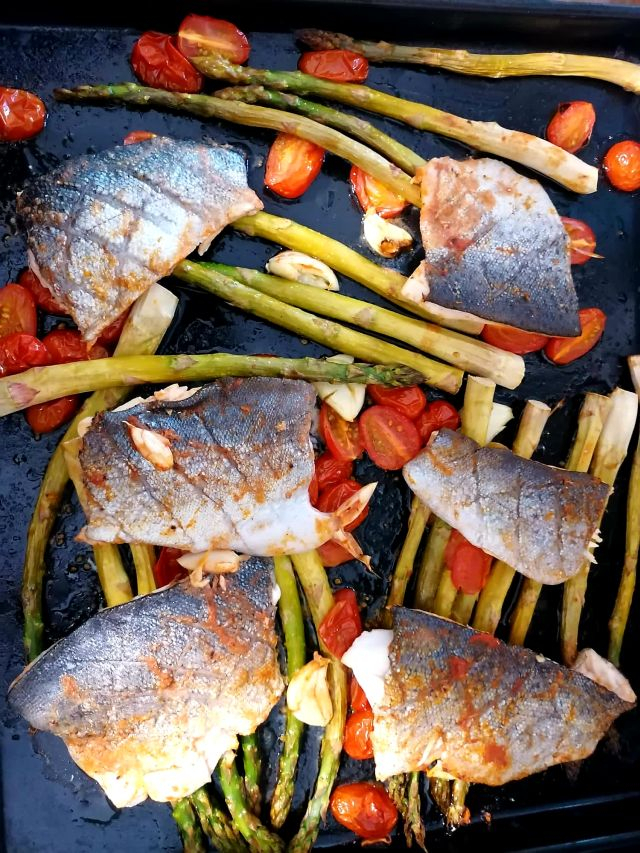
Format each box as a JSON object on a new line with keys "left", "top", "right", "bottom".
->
{"left": 131, "top": 32, "right": 202, "bottom": 93}
{"left": 96, "top": 310, "right": 130, "bottom": 348}
{"left": 0, "top": 284, "right": 37, "bottom": 337}
{"left": 330, "top": 782, "right": 398, "bottom": 840}
{"left": 18, "top": 269, "right": 67, "bottom": 315}
{"left": 344, "top": 708, "right": 374, "bottom": 760}
{"left": 481, "top": 324, "right": 549, "bottom": 355}
{"left": 123, "top": 130, "right": 157, "bottom": 145}
{"left": 0, "top": 333, "right": 50, "bottom": 377}
{"left": 299, "top": 50, "right": 369, "bottom": 83}
{"left": 43, "top": 329, "right": 108, "bottom": 364}
{"left": 264, "top": 133, "right": 325, "bottom": 199}
{"left": 318, "top": 538, "right": 353, "bottom": 568}
{"left": 316, "top": 479, "right": 369, "bottom": 532}
{"left": 368, "top": 385, "right": 426, "bottom": 419}
{"left": 561, "top": 217, "right": 598, "bottom": 266}
{"left": 26, "top": 396, "right": 80, "bottom": 434}
{"left": 319, "top": 402, "right": 363, "bottom": 462}
{"left": 0, "top": 87, "right": 46, "bottom": 142}
{"left": 153, "top": 547, "right": 188, "bottom": 587}
{"left": 604, "top": 140, "right": 640, "bottom": 192}
{"left": 349, "top": 165, "right": 407, "bottom": 219}
{"left": 546, "top": 101, "right": 595, "bottom": 154}
{"left": 415, "top": 400, "right": 460, "bottom": 445}
{"left": 359, "top": 405, "right": 421, "bottom": 470}
{"left": 315, "top": 451, "right": 353, "bottom": 492}
{"left": 318, "top": 588, "right": 362, "bottom": 658}
{"left": 445, "top": 530, "right": 493, "bottom": 595}
{"left": 349, "top": 676, "right": 371, "bottom": 712}
{"left": 309, "top": 470, "right": 320, "bottom": 505}
{"left": 177, "top": 14, "right": 250, "bottom": 64}
{"left": 544, "top": 307, "right": 606, "bottom": 365}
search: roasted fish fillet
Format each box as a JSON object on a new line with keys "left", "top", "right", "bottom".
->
{"left": 403, "top": 428, "right": 609, "bottom": 584}
{"left": 17, "top": 137, "right": 262, "bottom": 341}
{"left": 404, "top": 157, "right": 580, "bottom": 336}
{"left": 343, "top": 609, "right": 635, "bottom": 785}
{"left": 8, "top": 557, "right": 283, "bottom": 807}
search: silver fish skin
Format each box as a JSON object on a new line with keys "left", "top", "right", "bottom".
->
{"left": 17, "top": 137, "right": 262, "bottom": 341}
{"left": 79, "top": 377, "right": 341, "bottom": 554}
{"left": 403, "top": 428, "right": 610, "bottom": 584}
{"left": 8, "top": 557, "right": 283, "bottom": 807}
{"left": 370, "top": 608, "right": 634, "bottom": 785}
{"left": 405, "top": 157, "right": 580, "bottom": 336}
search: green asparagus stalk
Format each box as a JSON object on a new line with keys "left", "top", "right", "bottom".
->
{"left": 241, "top": 734, "right": 263, "bottom": 816}
{"left": 55, "top": 83, "right": 421, "bottom": 207}
{"left": 297, "top": 29, "right": 640, "bottom": 95}
{"left": 192, "top": 55, "right": 598, "bottom": 194}
{"left": 413, "top": 518, "right": 452, "bottom": 612}
{"left": 130, "top": 543, "right": 156, "bottom": 596}
{"left": 383, "top": 497, "right": 430, "bottom": 624}
{"left": 405, "top": 772, "right": 426, "bottom": 850}
{"left": 190, "top": 787, "right": 249, "bottom": 853}
{"left": 172, "top": 799, "right": 207, "bottom": 853}
{"left": 217, "top": 753, "right": 284, "bottom": 853}
{"left": 216, "top": 85, "right": 426, "bottom": 175}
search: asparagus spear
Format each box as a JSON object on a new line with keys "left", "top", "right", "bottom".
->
{"left": 298, "top": 29, "right": 640, "bottom": 95}
{"left": 241, "top": 734, "right": 263, "bottom": 816}
{"left": 561, "top": 387, "right": 638, "bottom": 665}
{"left": 405, "top": 772, "right": 426, "bottom": 851}
{"left": 216, "top": 85, "right": 426, "bottom": 175}
{"left": 383, "top": 497, "right": 430, "bottom": 624}
{"left": 130, "top": 543, "right": 156, "bottom": 596}
{"left": 172, "top": 799, "right": 207, "bottom": 853}
{"left": 207, "top": 263, "right": 525, "bottom": 390}
{"left": 190, "top": 788, "right": 249, "bottom": 853}
{"left": 192, "top": 55, "right": 598, "bottom": 194}
{"left": 55, "top": 83, "right": 421, "bottom": 207}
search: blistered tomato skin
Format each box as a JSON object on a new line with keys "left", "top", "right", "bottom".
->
{"left": 0, "top": 87, "right": 46, "bottom": 142}
{"left": 604, "top": 140, "right": 640, "bottom": 192}
{"left": 264, "top": 133, "right": 324, "bottom": 199}
{"left": 330, "top": 781, "right": 398, "bottom": 840}
{"left": 299, "top": 50, "right": 369, "bottom": 83}
{"left": 177, "top": 14, "right": 250, "bottom": 64}
{"left": 349, "top": 165, "right": 407, "bottom": 218}
{"left": 546, "top": 101, "right": 595, "bottom": 154}
{"left": 131, "top": 32, "right": 203, "bottom": 93}
{"left": 25, "top": 396, "right": 80, "bottom": 434}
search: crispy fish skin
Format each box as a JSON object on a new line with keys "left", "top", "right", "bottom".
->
{"left": 371, "top": 608, "right": 634, "bottom": 785}
{"left": 8, "top": 557, "right": 283, "bottom": 807}
{"left": 403, "top": 428, "right": 610, "bottom": 584}
{"left": 17, "top": 137, "right": 262, "bottom": 341}
{"left": 406, "top": 157, "right": 580, "bottom": 336}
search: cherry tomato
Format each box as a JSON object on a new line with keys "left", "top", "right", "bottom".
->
{"left": 153, "top": 547, "right": 188, "bottom": 587}
{"left": 445, "top": 530, "right": 493, "bottom": 595}
{"left": 415, "top": 400, "right": 460, "bottom": 445}
{"left": 26, "top": 396, "right": 80, "bottom": 434}
{"left": 123, "top": 130, "right": 157, "bottom": 145}
{"left": 315, "top": 451, "right": 353, "bottom": 492}
{"left": 318, "top": 588, "right": 362, "bottom": 658}
{"left": 0, "top": 283, "right": 37, "bottom": 338}
{"left": 319, "top": 402, "right": 363, "bottom": 462}
{"left": 603, "top": 140, "right": 640, "bottom": 192}
{"left": 359, "top": 405, "right": 421, "bottom": 470}
{"left": 349, "top": 165, "right": 408, "bottom": 219}
{"left": 561, "top": 217, "right": 598, "bottom": 266}
{"left": 0, "top": 333, "right": 50, "bottom": 377}
{"left": 349, "top": 676, "right": 371, "bottom": 712}
{"left": 546, "top": 101, "right": 595, "bottom": 154}
{"left": 309, "top": 470, "right": 320, "bottom": 505}
{"left": 344, "top": 708, "right": 374, "bottom": 759}
{"left": 330, "top": 782, "right": 398, "bottom": 840}
{"left": 96, "top": 310, "right": 130, "bottom": 348}
{"left": 299, "top": 50, "right": 369, "bottom": 83}
{"left": 368, "top": 385, "right": 426, "bottom": 419}
{"left": 131, "top": 32, "right": 202, "bottom": 93}
{"left": 264, "top": 133, "right": 324, "bottom": 199}
{"left": 18, "top": 269, "right": 67, "bottom": 315}
{"left": 481, "top": 324, "right": 549, "bottom": 355}
{"left": 43, "top": 329, "right": 109, "bottom": 364}
{"left": 318, "top": 538, "right": 353, "bottom": 568}
{"left": 177, "top": 14, "right": 250, "bottom": 64}
{"left": 0, "top": 87, "right": 46, "bottom": 142}
{"left": 544, "top": 307, "right": 606, "bottom": 365}
{"left": 317, "top": 479, "right": 369, "bottom": 532}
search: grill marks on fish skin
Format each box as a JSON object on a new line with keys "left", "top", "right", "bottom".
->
{"left": 406, "top": 157, "right": 580, "bottom": 336}
{"left": 370, "top": 609, "right": 634, "bottom": 786}
{"left": 403, "top": 429, "right": 610, "bottom": 584}
{"left": 18, "top": 137, "right": 263, "bottom": 341}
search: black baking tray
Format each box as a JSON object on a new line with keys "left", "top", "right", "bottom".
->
{"left": 1, "top": 2, "right": 640, "bottom": 851}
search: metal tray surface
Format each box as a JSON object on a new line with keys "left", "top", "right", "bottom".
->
{"left": 1, "top": 4, "right": 640, "bottom": 851}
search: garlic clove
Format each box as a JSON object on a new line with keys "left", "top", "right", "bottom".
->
{"left": 77, "top": 416, "right": 94, "bottom": 438}
{"left": 363, "top": 208, "right": 412, "bottom": 259}
{"left": 287, "top": 652, "right": 333, "bottom": 727}
{"left": 177, "top": 549, "right": 244, "bottom": 575}
{"left": 266, "top": 250, "right": 339, "bottom": 291}
{"left": 127, "top": 424, "right": 174, "bottom": 471}
{"left": 153, "top": 384, "right": 201, "bottom": 403}
{"left": 314, "top": 354, "right": 366, "bottom": 422}
{"left": 461, "top": 401, "right": 514, "bottom": 443}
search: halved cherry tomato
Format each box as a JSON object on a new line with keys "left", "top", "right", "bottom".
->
{"left": 43, "top": 329, "right": 109, "bottom": 364}
{"left": 0, "top": 333, "right": 50, "bottom": 377}
{"left": 561, "top": 217, "right": 598, "bottom": 266}
{"left": 344, "top": 708, "right": 374, "bottom": 759}
{"left": 0, "top": 284, "right": 37, "bottom": 337}
{"left": 330, "top": 782, "right": 398, "bottom": 840}
{"left": 481, "top": 324, "right": 549, "bottom": 355}
{"left": 0, "top": 87, "right": 46, "bottom": 142}
{"left": 546, "top": 101, "right": 595, "bottom": 154}
{"left": 123, "top": 130, "right": 157, "bottom": 145}
{"left": 318, "top": 539, "right": 353, "bottom": 567}
{"left": 96, "top": 310, "right": 130, "bottom": 348}
{"left": 18, "top": 269, "right": 67, "bottom": 315}
{"left": 445, "top": 530, "right": 493, "bottom": 595}
{"left": 318, "top": 588, "right": 362, "bottom": 658}
{"left": 368, "top": 385, "right": 426, "bottom": 419}
{"left": 265, "top": 133, "right": 324, "bottom": 199}
{"left": 544, "top": 307, "right": 606, "bottom": 365}
{"left": 26, "top": 396, "right": 80, "bottom": 434}
{"left": 349, "top": 165, "right": 407, "bottom": 219}
{"left": 317, "top": 479, "right": 369, "bottom": 532}
{"left": 309, "top": 471, "right": 320, "bottom": 505}
{"left": 359, "top": 405, "right": 421, "bottom": 470}
{"left": 299, "top": 49, "right": 369, "bottom": 83}
{"left": 131, "top": 32, "right": 202, "bottom": 93}
{"left": 415, "top": 400, "right": 460, "bottom": 445}
{"left": 177, "top": 14, "right": 250, "bottom": 64}
{"left": 315, "top": 451, "right": 353, "bottom": 492}
{"left": 603, "top": 140, "right": 640, "bottom": 192}
{"left": 153, "top": 547, "right": 188, "bottom": 587}
{"left": 349, "top": 676, "right": 371, "bottom": 712}
{"left": 319, "top": 402, "right": 363, "bottom": 462}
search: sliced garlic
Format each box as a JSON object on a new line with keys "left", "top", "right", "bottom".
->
{"left": 314, "top": 354, "right": 365, "bottom": 422}
{"left": 154, "top": 384, "right": 201, "bottom": 403}
{"left": 459, "top": 402, "right": 514, "bottom": 443}
{"left": 287, "top": 653, "right": 333, "bottom": 727}
{"left": 77, "top": 416, "right": 94, "bottom": 438}
{"left": 177, "top": 549, "right": 244, "bottom": 575}
{"left": 266, "top": 250, "right": 339, "bottom": 291}
{"left": 113, "top": 396, "right": 146, "bottom": 413}
{"left": 128, "top": 424, "right": 174, "bottom": 471}
{"left": 363, "top": 208, "right": 412, "bottom": 259}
